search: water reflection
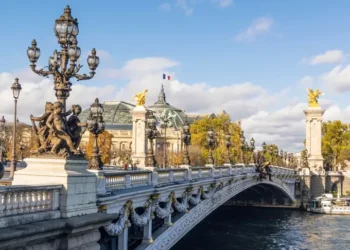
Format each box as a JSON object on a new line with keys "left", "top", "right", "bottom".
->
{"left": 171, "top": 206, "right": 350, "bottom": 250}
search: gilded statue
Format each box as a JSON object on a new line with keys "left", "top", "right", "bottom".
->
{"left": 306, "top": 88, "right": 324, "bottom": 107}
{"left": 134, "top": 89, "right": 148, "bottom": 106}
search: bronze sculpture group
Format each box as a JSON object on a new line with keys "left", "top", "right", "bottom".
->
{"left": 30, "top": 102, "right": 86, "bottom": 157}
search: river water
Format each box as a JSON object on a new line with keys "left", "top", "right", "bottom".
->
{"left": 171, "top": 206, "right": 350, "bottom": 250}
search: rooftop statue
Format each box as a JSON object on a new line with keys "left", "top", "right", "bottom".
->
{"left": 30, "top": 102, "right": 87, "bottom": 158}
{"left": 134, "top": 89, "right": 148, "bottom": 106}
{"left": 306, "top": 88, "right": 324, "bottom": 108}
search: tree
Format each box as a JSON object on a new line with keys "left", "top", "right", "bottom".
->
{"left": 86, "top": 131, "right": 114, "bottom": 165}
{"left": 5, "top": 123, "right": 33, "bottom": 162}
{"left": 190, "top": 113, "right": 241, "bottom": 165}
{"left": 321, "top": 120, "right": 350, "bottom": 168}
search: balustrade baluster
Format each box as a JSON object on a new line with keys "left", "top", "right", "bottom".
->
{"left": 11, "top": 192, "right": 19, "bottom": 215}
{"left": 5, "top": 192, "right": 13, "bottom": 216}
{"left": 30, "top": 191, "right": 37, "bottom": 213}
{"left": 0, "top": 193, "right": 5, "bottom": 217}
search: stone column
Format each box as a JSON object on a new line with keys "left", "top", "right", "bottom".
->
{"left": 304, "top": 107, "right": 325, "bottom": 172}
{"left": 131, "top": 106, "right": 148, "bottom": 168}
{"left": 118, "top": 228, "right": 129, "bottom": 250}
{"left": 141, "top": 220, "right": 153, "bottom": 245}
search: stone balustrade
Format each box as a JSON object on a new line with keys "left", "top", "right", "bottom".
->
{"left": 97, "top": 165, "right": 294, "bottom": 195}
{"left": 0, "top": 185, "right": 61, "bottom": 228}
{"left": 104, "top": 171, "right": 152, "bottom": 190}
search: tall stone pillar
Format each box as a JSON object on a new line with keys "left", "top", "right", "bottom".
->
{"left": 131, "top": 105, "right": 148, "bottom": 168}
{"left": 304, "top": 107, "right": 325, "bottom": 172}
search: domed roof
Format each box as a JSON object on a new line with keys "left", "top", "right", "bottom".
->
{"left": 79, "top": 101, "right": 135, "bottom": 124}
{"left": 147, "top": 84, "right": 187, "bottom": 126}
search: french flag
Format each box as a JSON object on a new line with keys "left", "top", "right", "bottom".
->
{"left": 162, "top": 73, "right": 171, "bottom": 80}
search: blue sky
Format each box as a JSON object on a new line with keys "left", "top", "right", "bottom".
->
{"left": 1, "top": 1, "right": 349, "bottom": 91}
{"left": 1, "top": 0, "right": 350, "bottom": 150}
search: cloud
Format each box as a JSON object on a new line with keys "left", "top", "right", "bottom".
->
{"left": 176, "top": 0, "right": 194, "bottom": 16}
{"left": 321, "top": 64, "right": 350, "bottom": 92}
{"left": 213, "top": 0, "right": 233, "bottom": 8}
{"left": 159, "top": 3, "right": 171, "bottom": 11}
{"left": 235, "top": 17, "right": 274, "bottom": 42}
{"left": 3, "top": 55, "right": 350, "bottom": 154}
{"left": 298, "top": 76, "right": 315, "bottom": 87}
{"left": 303, "top": 50, "right": 344, "bottom": 65}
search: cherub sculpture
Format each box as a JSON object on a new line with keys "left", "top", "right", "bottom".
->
{"left": 30, "top": 101, "right": 84, "bottom": 157}
{"left": 306, "top": 88, "right": 324, "bottom": 107}
{"left": 134, "top": 89, "right": 148, "bottom": 106}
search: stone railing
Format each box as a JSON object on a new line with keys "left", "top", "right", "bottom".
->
{"left": 96, "top": 165, "right": 295, "bottom": 195}
{"left": 0, "top": 185, "right": 61, "bottom": 228}
{"left": 104, "top": 171, "right": 152, "bottom": 191}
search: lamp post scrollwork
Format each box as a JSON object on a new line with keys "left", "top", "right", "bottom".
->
{"left": 86, "top": 98, "right": 105, "bottom": 170}
{"left": 145, "top": 113, "right": 158, "bottom": 167}
{"left": 26, "top": 6, "right": 100, "bottom": 112}
{"left": 181, "top": 119, "right": 191, "bottom": 165}
{"left": 206, "top": 128, "right": 216, "bottom": 165}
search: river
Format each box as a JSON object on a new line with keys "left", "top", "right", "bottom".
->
{"left": 171, "top": 206, "right": 350, "bottom": 250}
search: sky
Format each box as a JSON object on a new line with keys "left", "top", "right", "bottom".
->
{"left": 1, "top": 0, "right": 350, "bottom": 152}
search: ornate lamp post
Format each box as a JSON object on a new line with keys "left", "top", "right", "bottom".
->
{"left": 9, "top": 78, "right": 22, "bottom": 179}
{"left": 19, "top": 141, "right": 26, "bottom": 162}
{"left": 86, "top": 98, "right": 105, "bottom": 170}
{"left": 162, "top": 118, "right": 169, "bottom": 168}
{"left": 145, "top": 113, "right": 158, "bottom": 167}
{"left": 225, "top": 133, "right": 231, "bottom": 164}
{"left": 284, "top": 151, "right": 288, "bottom": 167}
{"left": 262, "top": 142, "right": 267, "bottom": 153}
{"left": 181, "top": 120, "right": 191, "bottom": 165}
{"left": 240, "top": 130, "right": 246, "bottom": 163}
{"left": 249, "top": 137, "right": 255, "bottom": 163}
{"left": 26, "top": 6, "right": 99, "bottom": 112}
{"left": 0, "top": 116, "right": 5, "bottom": 163}
{"left": 206, "top": 128, "right": 216, "bottom": 165}
{"left": 269, "top": 145, "right": 274, "bottom": 165}
{"left": 280, "top": 149, "right": 284, "bottom": 166}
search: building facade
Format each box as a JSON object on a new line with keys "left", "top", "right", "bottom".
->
{"left": 79, "top": 85, "right": 206, "bottom": 166}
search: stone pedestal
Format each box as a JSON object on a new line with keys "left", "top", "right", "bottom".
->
{"left": 304, "top": 107, "right": 325, "bottom": 171}
{"left": 12, "top": 157, "right": 98, "bottom": 218}
{"left": 131, "top": 106, "right": 148, "bottom": 168}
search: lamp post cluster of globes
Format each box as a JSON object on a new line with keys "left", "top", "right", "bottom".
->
{"left": 145, "top": 113, "right": 192, "bottom": 168}
{"left": 1, "top": 6, "right": 103, "bottom": 178}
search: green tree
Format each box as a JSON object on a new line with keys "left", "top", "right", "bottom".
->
{"left": 321, "top": 120, "right": 350, "bottom": 168}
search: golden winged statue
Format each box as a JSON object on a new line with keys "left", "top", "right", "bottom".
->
{"left": 306, "top": 88, "right": 324, "bottom": 108}
{"left": 134, "top": 89, "right": 148, "bottom": 106}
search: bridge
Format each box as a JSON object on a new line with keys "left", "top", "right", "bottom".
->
{"left": 0, "top": 164, "right": 295, "bottom": 250}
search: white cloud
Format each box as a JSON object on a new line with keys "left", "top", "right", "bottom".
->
{"left": 176, "top": 0, "right": 194, "bottom": 16}
{"left": 213, "top": 0, "right": 233, "bottom": 8}
{"left": 310, "top": 50, "right": 344, "bottom": 65}
{"left": 321, "top": 64, "right": 350, "bottom": 92}
{"left": 4, "top": 55, "right": 350, "bottom": 154}
{"left": 301, "top": 50, "right": 344, "bottom": 65}
{"left": 235, "top": 17, "right": 274, "bottom": 42}
{"left": 298, "top": 76, "right": 314, "bottom": 87}
{"left": 159, "top": 3, "right": 171, "bottom": 11}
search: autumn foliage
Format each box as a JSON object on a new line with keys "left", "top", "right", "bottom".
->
{"left": 86, "top": 131, "right": 114, "bottom": 164}
{"left": 190, "top": 113, "right": 242, "bottom": 165}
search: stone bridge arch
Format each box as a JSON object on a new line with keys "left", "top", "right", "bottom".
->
{"left": 147, "top": 178, "right": 295, "bottom": 250}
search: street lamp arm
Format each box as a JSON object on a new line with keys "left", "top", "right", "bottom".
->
{"left": 74, "top": 71, "right": 96, "bottom": 81}
{"left": 30, "top": 64, "right": 52, "bottom": 78}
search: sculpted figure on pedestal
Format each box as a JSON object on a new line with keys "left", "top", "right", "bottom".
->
{"left": 134, "top": 89, "right": 148, "bottom": 106}
{"left": 30, "top": 101, "right": 85, "bottom": 157}
{"left": 306, "top": 88, "right": 324, "bottom": 108}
